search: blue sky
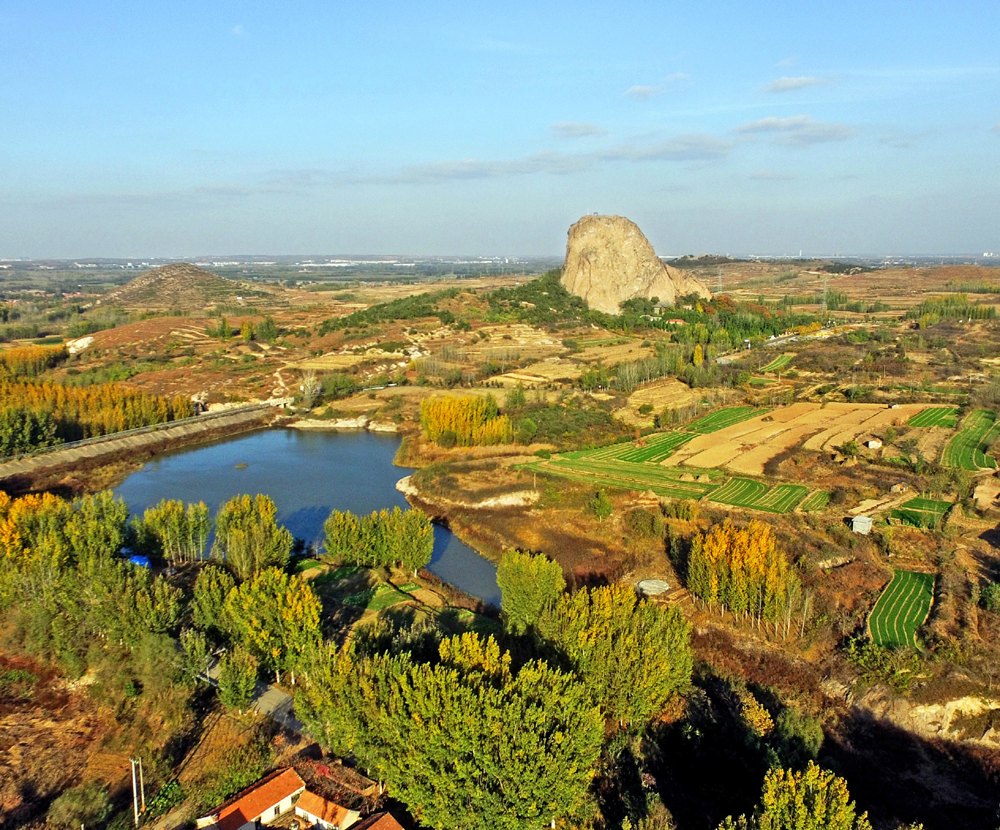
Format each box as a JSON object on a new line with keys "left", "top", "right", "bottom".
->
{"left": 1, "top": 1, "right": 997, "bottom": 257}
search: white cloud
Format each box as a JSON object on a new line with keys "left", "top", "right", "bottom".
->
{"left": 550, "top": 122, "right": 607, "bottom": 139}
{"left": 776, "top": 56, "right": 798, "bottom": 68}
{"left": 734, "top": 115, "right": 857, "bottom": 146}
{"left": 624, "top": 73, "right": 689, "bottom": 99}
{"left": 993, "top": 123, "right": 1000, "bottom": 133}
{"left": 232, "top": 24, "right": 244, "bottom": 36}
{"left": 749, "top": 170, "right": 796, "bottom": 181}
{"left": 762, "top": 76, "right": 830, "bottom": 93}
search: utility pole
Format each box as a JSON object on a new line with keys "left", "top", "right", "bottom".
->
{"left": 130, "top": 757, "right": 146, "bottom": 826}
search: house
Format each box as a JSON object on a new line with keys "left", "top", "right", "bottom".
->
{"left": 349, "top": 814, "right": 406, "bottom": 830}
{"left": 866, "top": 439, "right": 883, "bottom": 450}
{"left": 852, "top": 515, "right": 873, "bottom": 535}
{"left": 295, "top": 791, "right": 360, "bottom": 830}
{"left": 196, "top": 768, "right": 306, "bottom": 830}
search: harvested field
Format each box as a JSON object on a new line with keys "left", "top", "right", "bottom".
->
{"left": 941, "top": 409, "right": 1000, "bottom": 471}
{"left": 293, "top": 353, "right": 369, "bottom": 370}
{"left": 495, "top": 359, "right": 581, "bottom": 387}
{"left": 575, "top": 341, "right": 654, "bottom": 364}
{"left": 869, "top": 570, "right": 935, "bottom": 648}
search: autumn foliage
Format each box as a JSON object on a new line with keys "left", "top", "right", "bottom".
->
{"left": 420, "top": 394, "right": 512, "bottom": 446}
{"left": 0, "top": 344, "right": 67, "bottom": 378}
{"left": 688, "top": 519, "right": 803, "bottom": 634}
{"left": 0, "top": 379, "right": 193, "bottom": 443}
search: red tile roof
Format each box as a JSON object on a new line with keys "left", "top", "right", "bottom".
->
{"left": 296, "top": 791, "right": 355, "bottom": 827}
{"left": 350, "top": 813, "right": 405, "bottom": 830}
{"left": 204, "top": 768, "right": 305, "bottom": 830}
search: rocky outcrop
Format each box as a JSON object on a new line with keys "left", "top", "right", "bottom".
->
{"left": 561, "top": 215, "right": 711, "bottom": 314}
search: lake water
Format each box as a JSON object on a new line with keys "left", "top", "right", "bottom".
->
{"left": 113, "top": 428, "right": 501, "bottom": 605}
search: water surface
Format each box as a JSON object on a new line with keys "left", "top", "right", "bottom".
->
{"left": 113, "top": 429, "right": 500, "bottom": 605}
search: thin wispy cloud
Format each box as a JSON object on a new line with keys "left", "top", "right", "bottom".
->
{"left": 624, "top": 73, "right": 689, "bottom": 99}
{"left": 231, "top": 24, "right": 245, "bottom": 36}
{"left": 550, "top": 122, "right": 607, "bottom": 139}
{"left": 775, "top": 56, "right": 798, "bottom": 68}
{"left": 749, "top": 169, "right": 796, "bottom": 181}
{"left": 993, "top": 123, "right": 1000, "bottom": 133}
{"left": 762, "top": 76, "right": 830, "bottom": 93}
{"left": 735, "top": 115, "right": 857, "bottom": 146}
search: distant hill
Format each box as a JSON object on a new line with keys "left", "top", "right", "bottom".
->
{"left": 93, "top": 263, "right": 276, "bottom": 312}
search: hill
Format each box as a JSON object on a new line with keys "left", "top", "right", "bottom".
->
{"left": 93, "top": 263, "right": 275, "bottom": 312}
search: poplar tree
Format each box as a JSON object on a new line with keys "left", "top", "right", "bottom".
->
{"left": 212, "top": 494, "right": 292, "bottom": 580}
{"left": 497, "top": 550, "right": 565, "bottom": 635}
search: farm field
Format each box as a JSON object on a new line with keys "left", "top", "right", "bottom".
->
{"left": 760, "top": 354, "right": 794, "bottom": 373}
{"left": 686, "top": 406, "right": 765, "bottom": 433}
{"left": 941, "top": 409, "right": 1000, "bottom": 471}
{"left": 869, "top": 570, "right": 935, "bottom": 648}
{"left": 799, "top": 490, "right": 831, "bottom": 512}
{"left": 539, "top": 457, "right": 722, "bottom": 501}
{"left": 708, "top": 478, "right": 810, "bottom": 513}
{"left": 891, "top": 496, "right": 952, "bottom": 528}
{"left": 908, "top": 406, "right": 960, "bottom": 428}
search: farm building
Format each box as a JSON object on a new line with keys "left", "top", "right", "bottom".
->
{"left": 852, "top": 515, "right": 874, "bottom": 535}
{"left": 295, "top": 791, "right": 360, "bottom": 830}
{"left": 196, "top": 768, "right": 305, "bottom": 830}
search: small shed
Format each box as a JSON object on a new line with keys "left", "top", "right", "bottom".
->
{"left": 867, "top": 439, "right": 883, "bottom": 450}
{"left": 851, "top": 515, "right": 873, "bottom": 535}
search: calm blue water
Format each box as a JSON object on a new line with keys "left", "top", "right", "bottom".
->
{"left": 113, "top": 428, "right": 500, "bottom": 605}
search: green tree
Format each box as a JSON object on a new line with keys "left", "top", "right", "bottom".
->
{"left": 497, "top": 550, "right": 565, "bottom": 635}
{"left": 537, "top": 583, "right": 692, "bottom": 727}
{"left": 180, "top": 627, "right": 212, "bottom": 681}
{"left": 719, "top": 762, "right": 872, "bottom": 830}
{"left": 212, "top": 494, "right": 292, "bottom": 580}
{"left": 192, "top": 565, "right": 236, "bottom": 635}
{"left": 219, "top": 645, "right": 258, "bottom": 712}
{"left": 256, "top": 316, "right": 278, "bottom": 343}
{"left": 46, "top": 781, "right": 111, "bottom": 829}
{"left": 240, "top": 320, "right": 255, "bottom": 342}
{"left": 506, "top": 383, "right": 527, "bottom": 409}
{"left": 590, "top": 488, "right": 613, "bottom": 522}
{"left": 296, "top": 633, "right": 604, "bottom": 830}
{"left": 224, "top": 567, "right": 320, "bottom": 684}
{"left": 136, "top": 499, "right": 210, "bottom": 565}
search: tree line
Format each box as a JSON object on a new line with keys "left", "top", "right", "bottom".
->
{"left": 420, "top": 394, "right": 512, "bottom": 447}
{"left": 296, "top": 549, "right": 693, "bottom": 829}
{"left": 0, "top": 343, "right": 67, "bottom": 377}
{"left": 324, "top": 506, "right": 433, "bottom": 574}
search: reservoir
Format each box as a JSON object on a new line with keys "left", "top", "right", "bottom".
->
{"left": 113, "top": 428, "right": 501, "bottom": 605}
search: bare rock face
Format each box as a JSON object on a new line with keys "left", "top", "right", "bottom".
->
{"left": 561, "top": 215, "right": 711, "bottom": 314}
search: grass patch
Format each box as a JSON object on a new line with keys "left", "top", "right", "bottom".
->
{"left": 891, "top": 496, "right": 952, "bottom": 528}
{"left": 908, "top": 406, "right": 960, "bottom": 428}
{"left": 869, "top": 570, "right": 935, "bottom": 648}
{"left": 342, "top": 583, "right": 412, "bottom": 611}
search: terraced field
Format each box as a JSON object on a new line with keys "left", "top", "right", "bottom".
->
{"left": 869, "top": 570, "right": 935, "bottom": 648}
{"left": 760, "top": 354, "right": 793, "bottom": 373}
{"left": 799, "top": 490, "right": 831, "bottom": 512}
{"left": 541, "top": 457, "right": 721, "bottom": 500}
{"left": 686, "top": 406, "right": 765, "bottom": 434}
{"left": 941, "top": 409, "right": 1000, "bottom": 471}
{"left": 891, "top": 496, "right": 952, "bottom": 528}
{"left": 709, "top": 478, "right": 809, "bottom": 513}
{"left": 908, "top": 406, "right": 960, "bottom": 428}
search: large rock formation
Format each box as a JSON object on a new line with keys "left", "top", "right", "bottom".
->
{"left": 561, "top": 215, "right": 711, "bottom": 315}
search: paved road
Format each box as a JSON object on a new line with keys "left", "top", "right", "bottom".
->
{"left": 204, "top": 662, "right": 303, "bottom": 733}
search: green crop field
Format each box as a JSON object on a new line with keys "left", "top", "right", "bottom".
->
{"left": 540, "top": 457, "right": 721, "bottom": 500}
{"left": 869, "top": 570, "right": 935, "bottom": 648}
{"left": 891, "top": 496, "right": 952, "bottom": 528}
{"left": 617, "top": 433, "right": 695, "bottom": 463}
{"left": 686, "top": 406, "right": 766, "bottom": 434}
{"left": 709, "top": 478, "right": 809, "bottom": 513}
{"left": 941, "top": 409, "right": 1000, "bottom": 471}
{"left": 799, "top": 490, "right": 831, "bottom": 512}
{"left": 760, "top": 354, "right": 793, "bottom": 373}
{"left": 908, "top": 407, "right": 960, "bottom": 428}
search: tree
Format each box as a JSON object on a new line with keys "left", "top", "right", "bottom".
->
{"left": 300, "top": 370, "right": 321, "bottom": 409}
{"left": 212, "top": 494, "right": 292, "bottom": 580}
{"left": 192, "top": 565, "right": 236, "bottom": 635}
{"left": 590, "top": 488, "right": 613, "bottom": 522}
{"left": 224, "top": 567, "right": 320, "bottom": 684}
{"left": 497, "top": 550, "right": 565, "bottom": 635}
{"left": 506, "top": 382, "right": 527, "bottom": 409}
{"left": 537, "top": 584, "right": 692, "bottom": 727}
{"left": 46, "top": 782, "right": 111, "bottom": 829}
{"left": 180, "top": 627, "right": 212, "bottom": 681}
{"left": 257, "top": 316, "right": 278, "bottom": 343}
{"left": 136, "top": 500, "right": 210, "bottom": 565}
{"left": 296, "top": 634, "right": 604, "bottom": 830}
{"left": 718, "top": 762, "right": 872, "bottom": 830}
{"left": 240, "top": 320, "right": 255, "bottom": 342}
{"left": 219, "top": 645, "right": 258, "bottom": 712}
